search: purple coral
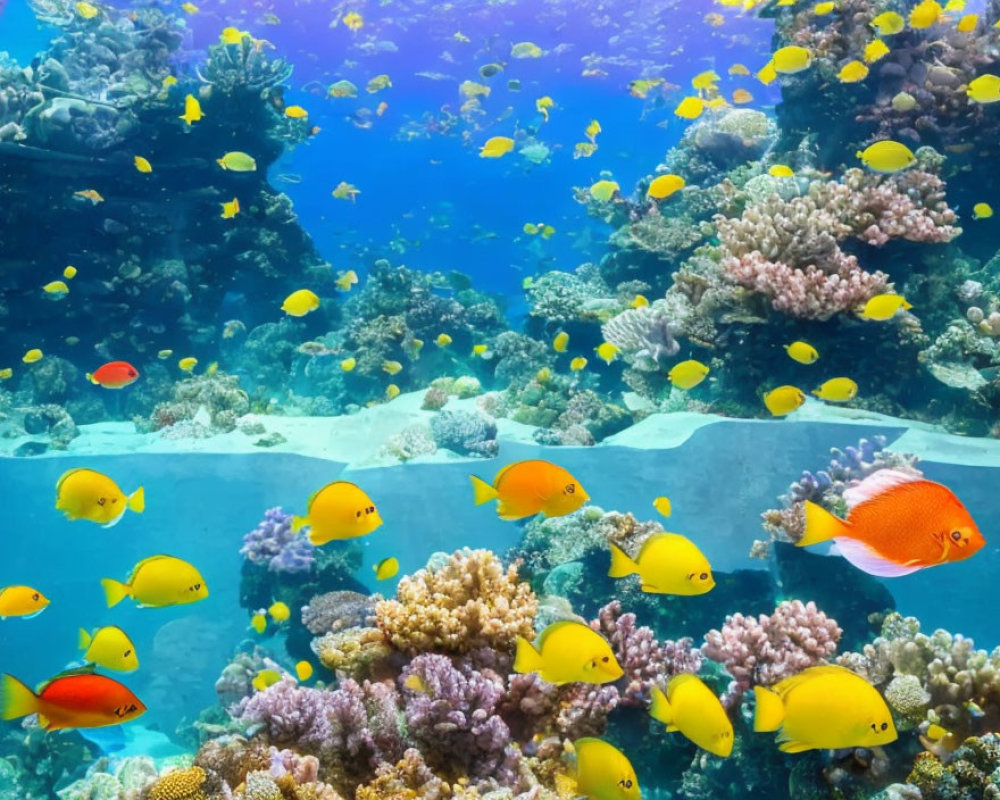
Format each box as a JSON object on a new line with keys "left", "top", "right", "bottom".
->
{"left": 702, "top": 600, "right": 842, "bottom": 707}
{"left": 233, "top": 678, "right": 333, "bottom": 751}
{"left": 503, "top": 672, "right": 619, "bottom": 740}
{"left": 240, "top": 507, "right": 315, "bottom": 573}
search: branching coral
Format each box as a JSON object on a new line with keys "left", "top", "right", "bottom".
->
{"left": 240, "top": 507, "right": 315, "bottom": 573}
{"left": 198, "top": 36, "right": 294, "bottom": 93}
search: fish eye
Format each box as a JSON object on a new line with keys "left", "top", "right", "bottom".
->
{"left": 128, "top": 369, "right": 135, "bottom": 377}
{"left": 699, "top": 572, "right": 709, "bottom": 580}
{"left": 565, "top": 483, "right": 575, "bottom": 494}
{"left": 602, "top": 656, "right": 610, "bottom": 663}
{"left": 951, "top": 530, "right": 963, "bottom": 541}
{"left": 356, "top": 510, "right": 362, "bottom": 518}
{"left": 881, "top": 722, "right": 888, "bottom": 731}
{"left": 618, "top": 779, "right": 633, "bottom": 789}
{"left": 31, "top": 593, "right": 38, "bottom": 601}
{"left": 124, "top": 649, "right": 132, "bottom": 657}
{"left": 97, "top": 497, "right": 106, "bottom": 506}
{"left": 128, "top": 704, "right": 136, "bottom": 712}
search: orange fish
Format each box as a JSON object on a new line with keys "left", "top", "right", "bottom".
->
{"left": 470, "top": 459, "right": 589, "bottom": 520}
{"left": 87, "top": 361, "right": 139, "bottom": 389}
{"left": 0, "top": 671, "right": 146, "bottom": 730}
{"left": 798, "top": 470, "right": 984, "bottom": 576}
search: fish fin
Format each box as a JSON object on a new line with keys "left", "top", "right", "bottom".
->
{"left": 469, "top": 475, "right": 499, "bottom": 505}
{"left": 86, "top": 373, "right": 98, "bottom": 384}
{"left": 101, "top": 579, "right": 130, "bottom": 608}
{"left": 832, "top": 537, "right": 923, "bottom": 577}
{"left": 608, "top": 543, "right": 639, "bottom": 578}
{"left": 753, "top": 686, "right": 784, "bottom": 732}
{"left": 306, "top": 529, "right": 329, "bottom": 546}
{"left": 649, "top": 686, "right": 674, "bottom": 727}
{"left": 38, "top": 714, "right": 52, "bottom": 729}
{"left": 102, "top": 511, "right": 126, "bottom": 529}
{"left": 78, "top": 628, "right": 92, "bottom": 651}
{"left": 842, "top": 469, "right": 922, "bottom": 509}
{"left": 798, "top": 500, "right": 851, "bottom": 547}
{"left": 0, "top": 674, "right": 38, "bottom": 721}
{"left": 513, "top": 636, "right": 543, "bottom": 675}
{"left": 291, "top": 515, "right": 309, "bottom": 533}
{"left": 127, "top": 487, "right": 145, "bottom": 514}
{"left": 778, "top": 739, "right": 814, "bottom": 753}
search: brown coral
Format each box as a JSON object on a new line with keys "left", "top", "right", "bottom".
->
{"left": 311, "top": 626, "right": 395, "bottom": 679}
{"left": 375, "top": 549, "right": 537, "bottom": 654}
{"left": 147, "top": 767, "right": 207, "bottom": 800}
{"left": 194, "top": 737, "right": 271, "bottom": 791}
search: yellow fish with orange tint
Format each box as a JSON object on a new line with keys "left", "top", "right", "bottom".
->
{"left": 292, "top": 481, "right": 382, "bottom": 544}
{"left": 514, "top": 621, "right": 622, "bottom": 684}
{"left": 470, "top": 460, "right": 589, "bottom": 520}
{"left": 0, "top": 586, "right": 49, "bottom": 619}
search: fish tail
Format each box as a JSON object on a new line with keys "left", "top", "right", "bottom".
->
{"left": 127, "top": 487, "right": 145, "bottom": 514}
{"left": 86, "top": 373, "right": 98, "bottom": 385}
{"left": 607, "top": 543, "right": 639, "bottom": 578}
{"left": 649, "top": 686, "right": 674, "bottom": 727}
{"left": 798, "top": 500, "right": 851, "bottom": 547}
{"left": 0, "top": 674, "right": 38, "bottom": 721}
{"left": 513, "top": 636, "right": 543, "bottom": 675}
{"left": 78, "top": 628, "right": 92, "bottom": 651}
{"left": 753, "top": 686, "right": 785, "bottom": 732}
{"left": 855, "top": 150, "right": 863, "bottom": 160}
{"left": 101, "top": 578, "right": 130, "bottom": 608}
{"left": 469, "top": 475, "right": 499, "bottom": 506}
{"left": 291, "top": 515, "right": 309, "bottom": 533}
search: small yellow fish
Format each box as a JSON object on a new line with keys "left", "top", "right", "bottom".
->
{"left": 178, "top": 94, "right": 203, "bottom": 126}
{"left": 220, "top": 198, "right": 240, "bottom": 219}
{"left": 284, "top": 105, "right": 308, "bottom": 119}
{"left": 157, "top": 350, "right": 173, "bottom": 360}
{"left": 374, "top": 557, "right": 400, "bottom": 581}
{"left": 536, "top": 367, "right": 552, "bottom": 383}
{"left": 813, "top": 377, "right": 859, "bottom": 403}
{"left": 178, "top": 357, "right": 198, "bottom": 372}
{"left": 133, "top": 156, "right": 152, "bottom": 173}
{"left": 813, "top": 1, "right": 835, "bottom": 13}
{"left": 772, "top": 46, "right": 813, "bottom": 74}
{"left": 870, "top": 10, "right": 905, "bottom": 34}
{"left": 583, "top": 120, "right": 602, "bottom": 145}
{"left": 632, "top": 294, "right": 650, "bottom": 308}
{"left": 512, "top": 41, "right": 544, "bottom": 58}
{"left": 574, "top": 142, "right": 598, "bottom": 159}
{"left": 859, "top": 293, "right": 912, "bottom": 320}
{"left": 102, "top": 555, "right": 207, "bottom": 609}
{"left": 158, "top": 76, "right": 178, "bottom": 99}
{"left": 967, "top": 74, "right": 1000, "bottom": 104}
{"left": 668, "top": 359, "right": 710, "bottom": 390}
{"left": 217, "top": 151, "right": 257, "bottom": 172}
{"left": 79, "top": 626, "right": 138, "bottom": 672}
{"left": 268, "top": 601, "right": 290, "bottom": 623}
{"left": 22, "top": 349, "right": 43, "bottom": 364}
{"left": 63, "top": 266, "right": 77, "bottom": 279}
{"left": 784, "top": 341, "right": 818, "bottom": 364}
{"left": 480, "top": 136, "right": 515, "bottom": 158}
{"left": 0, "top": 586, "right": 49, "bottom": 619}
{"left": 382, "top": 360, "right": 403, "bottom": 376}
{"left": 75, "top": 1, "right": 98, "bottom": 19}
{"left": 570, "top": 357, "right": 588, "bottom": 371}
{"left": 250, "top": 613, "right": 266, "bottom": 634}
{"left": 609, "top": 533, "right": 714, "bottom": 595}
{"left": 295, "top": 661, "right": 313, "bottom": 682}
{"left": 341, "top": 357, "right": 357, "bottom": 372}
{"left": 252, "top": 669, "right": 282, "bottom": 692}
{"left": 342, "top": 11, "right": 363, "bottom": 31}
{"left": 956, "top": 13, "right": 978, "bottom": 32}
{"left": 647, "top": 174, "right": 685, "bottom": 199}
{"left": 572, "top": 738, "right": 640, "bottom": 800}
{"left": 909, "top": 0, "right": 942, "bottom": 29}
{"left": 281, "top": 289, "right": 320, "bottom": 317}
{"left": 729, "top": 63, "right": 750, "bottom": 76}
{"left": 180, "top": 2, "right": 198, "bottom": 13}
{"left": 553, "top": 332, "right": 570, "bottom": 352}
{"left": 768, "top": 165, "right": 794, "bottom": 178}
{"left": 653, "top": 496, "right": 672, "bottom": 517}
{"left": 0, "top": 369, "right": 11, "bottom": 380}
{"left": 596, "top": 342, "right": 620, "bottom": 365}
{"left": 335, "top": 270, "right": 359, "bottom": 290}
{"left": 332, "top": 181, "right": 361, "bottom": 202}
{"left": 472, "top": 344, "right": 489, "bottom": 356}
{"left": 864, "top": 40, "right": 890, "bottom": 63}
{"left": 757, "top": 61, "right": 777, "bottom": 85}
{"left": 536, "top": 96, "right": 554, "bottom": 121}
{"left": 692, "top": 70, "right": 720, "bottom": 90}
{"left": 403, "top": 673, "right": 429, "bottom": 693}
{"left": 704, "top": 12, "right": 725, "bottom": 25}
{"left": 386, "top": 384, "right": 401, "bottom": 400}
{"left": 74, "top": 189, "right": 104, "bottom": 204}
{"left": 838, "top": 60, "right": 869, "bottom": 83}
{"left": 292, "top": 481, "right": 382, "bottom": 545}
{"left": 650, "top": 675, "right": 733, "bottom": 757}
{"left": 856, "top": 141, "right": 916, "bottom": 173}
{"left": 763, "top": 385, "right": 807, "bottom": 416}
{"left": 435, "top": 333, "right": 452, "bottom": 348}
{"left": 366, "top": 74, "right": 392, "bottom": 93}
{"left": 514, "top": 621, "right": 623, "bottom": 685}
{"left": 973, "top": 203, "right": 993, "bottom": 219}
{"left": 589, "top": 180, "right": 620, "bottom": 202}
{"left": 674, "top": 96, "right": 704, "bottom": 120}
{"left": 43, "top": 280, "right": 69, "bottom": 296}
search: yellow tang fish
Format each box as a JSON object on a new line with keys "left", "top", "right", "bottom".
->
{"left": 596, "top": 342, "right": 619, "bottom": 364}
{"left": 435, "top": 333, "right": 452, "bottom": 348}
{"left": 609, "top": 533, "right": 714, "bottom": 595}
{"left": 479, "top": 136, "right": 515, "bottom": 158}
{"left": 574, "top": 142, "right": 598, "bottom": 159}
{"left": 252, "top": 669, "right": 282, "bottom": 692}
{"left": 75, "top": 1, "right": 98, "bottom": 19}
{"left": 284, "top": 105, "right": 308, "bottom": 119}
{"left": 56, "top": 468, "right": 144, "bottom": 527}
{"left": 217, "top": 151, "right": 257, "bottom": 172}
{"left": 729, "top": 63, "right": 750, "bottom": 75}
{"left": 870, "top": 10, "right": 905, "bottom": 34}
{"left": 668, "top": 359, "right": 710, "bottom": 390}
{"left": 332, "top": 181, "right": 361, "bottom": 202}
{"left": 772, "top": 46, "right": 813, "bottom": 74}
{"left": 514, "top": 621, "right": 623, "bottom": 685}
{"left": 180, "top": 2, "right": 198, "bottom": 12}
{"left": 382, "top": 360, "right": 403, "bottom": 375}
{"left": 973, "top": 203, "right": 993, "bottom": 219}
{"left": 647, "top": 174, "right": 685, "bottom": 199}
{"left": 0, "top": 369, "right": 11, "bottom": 380}
{"left": 43, "top": 280, "right": 69, "bottom": 296}
{"left": 838, "top": 60, "right": 869, "bottom": 83}
{"left": 956, "top": 13, "right": 979, "bottom": 32}
{"left": 571, "top": 738, "right": 640, "bottom": 800}
{"left": 281, "top": 289, "right": 320, "bottom": 317}
{"left": 585, "top": 120, "right": 602, "bottom": 141}
{"left": 864, "top": 40, "right": 890, "bottom": 63}
{"left": 813, "top": 1, "right": 835, "bottom": 13}
{"left": 784, "top": 341, "right": 818, "bottom": 364}
{"left": 102, "top": 554, "right": 208, "bottom": 608}
{"left": 570, "top": 356, "right": 588, "bottom": 371}
{"left": 754, "top": 665, "right": 897, "bottom": 752}
{"left": 757, "top": 61, "right": 777, "bottom": 85}
{"left": 632, "top": 294, "right": 650, "bottom": 308}
{"left": 178, "top": 94, "right": 203, "bottom": 125}
{"left": 220, "top": 198, "right": 240, "bottom": 219}
{"left": 692, "top": 70, "right": 720, "bottom": 90}
{"left": 653, "top": 496, "right": 672, "bottom": 517}
{"left": 335, "top": 270, "right": 359, "bottom": 290}
{"left": 341, "top": 357, "right": 357, "bottom": 372}
{"left": 536, "top": 96, "right": 554, "bottom": 121}
{"left": 472, "top": 344, "right": 489, "bottom": 356}
{"left": 63, "top": 265, "right": 77, "bottom": 279}
{"left": 373, "top": 556, "right": 399, "bottom": 581}
{"left": 967, "top": 74, "right": 1000, "bottom": 104}
{"left": 292, "top": 481, "right": 382, "bottom": 545}
{"left": 23, "top": 348, "right": 43, "bottom": 363}
{"left": 859, "top": 293, "right": 912, "bottom": 320}
{"left": 909, "top": 0, "right": 942, "bottom": 29}
{"left": 295, "top": 661, "right": 313, "bottom": 681}
{"left": 470, "top": 459, "right": 589, "bottom": 521}
{"left": 650, "top": 674, "right": 734, "bottom": 756}
{"left": 178, "top": 356, "right": 197, "bottom": 372}
{"left": 813, "top": 377, "right": 858, "bottom": 402}
{"left": 0, "top": 586, "right": 49, "bottom": 619}
{"left": 590, "top": 180, "right": 620, "bottom": 201}
{"left": 250, "top": 613, "right": 267, "bottom": 634}
{"left": 268, "top": 601, "right": 290, "bottom": 623}
{"left": 536, "top": 367, "right": 552, "bottom": 383}
{"left": 769, "top": 165, "right": 794, "bottom": 178}
{"left": 79, "top": 626, "right": 138, "bottom": 672}
{"left": 763, "top": 385, "right": 807, "bottom": 416}
{"left": 856, "top": 140, "right": 916, "bottom": 173}
{"left": 674, "top": 97, "right": 704, "bottom": 120}
{"left": 342, "top": 11, "right": 363, "bottom": 31}
{"left": 732, "top": 89, "right": 754, "bottom": 104}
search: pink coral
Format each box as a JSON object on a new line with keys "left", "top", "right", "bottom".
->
{"left": 702, "top": 600, "right": 842, "bottom": 707}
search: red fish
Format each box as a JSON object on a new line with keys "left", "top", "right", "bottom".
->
{"left": 87, "top": 361, "right": 139, "bottom": 389}
{"left": 798, "top": 469, "right": 984, "bottom": 576}
{"left": 0, "top": 671, "right": 146, "bottom": 730}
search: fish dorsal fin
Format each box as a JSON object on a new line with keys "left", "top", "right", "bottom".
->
{"left": 128, "top": 554, "right": 172, "bottom": 582}
{"left": 773, "top": 664, "right": 856, "bottom": 697}
{"left": 666, "top": 672, "right": 699, "bottom": 696}
{"left": 843, "top": 469, "right": 922, "bottom": 510}
{"left": 833, "top": 537, "right": 923, "bottom": 577}
{"left": 55, "top": 468, "right": 87, "bottom": 494}
{"left": 36, "top": 664, "right": 97, "bottom": 692}
{"left": 537, "top": 620, "right": 586, "bottom": 649}
{"left": 493, "top": 462, "right": 522, "bottom": 488}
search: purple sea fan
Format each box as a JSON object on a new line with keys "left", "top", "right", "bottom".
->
{"left": 240, "top": 506, "right": 315, "bottom": 573}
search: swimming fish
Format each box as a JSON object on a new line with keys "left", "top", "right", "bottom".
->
{"left": 973, "top": 203, "right": 993, "bottom": 219}
{"left": 647, "top": 174, "right": 685, "bottom": 199}
{"left": 0, "top": 369, "right": 11, "bottom": 380}
{"left": 63, "top": 265, "right": 77, "bottom": 279}
{"left": 374, "top": 556, "right": 399, "bottom": 581}
{"left": 341, "top": 11, "right": 363, "bottom": 30}
{"left": 769, "top": 165, "right": 794, "bottom": 178}
{"left": 0, "top": 671, "right": 146, "bottom": 730}
{"left": 784, "top": 341, "right": 818, "bottom": 364}
{"left": 797, "top": 469, "right": 984, "bottom": 576}
{"left": 536, "top": 367, "right": 553, "bottom": 383}
{"left": 220, "top": 198, "right": 240, "bottom": 219}
{"left": 763, "top": 386, "right": 807, "bottom": 416}
{"left": 178, "top": 357, "right": 198, "bottom": 372}
{"left": 102, "top": 555, "right": 207, "bottom": 608}
{"left": 284, "top": 105, "right": 308, "bottom": 119}
{"left": 733, "top": 89, "right": 754, "bottom": 104}
{"left": 281, "top": 289, "right": 320, "bottom": 317}
{"left": 596, "top": 342, "right": 620, "bottom": 364}
{"left": 857, "top": 140, "right": 916, "bottom": 172}
{"left": 133, "top": 156, "right": 152, "bottom": 173}
{"left": 75, "top": 1, "right": 98, "bottom": 18}
{"left": 668, "top": 359, "right": 710, "bottom": 390}
{"left": 956, "top": 13, "right": 979, "bottom": 32}
{"left": 908, "top": 0, "right": 942, "bottom": 28}
{"left": 480, "top": 136, "right": 515, "bottom": 158}
{"left": 574, "top": 142, "right": 598, "bottom": 159}
{"left": 79, "top": 627, "right": 138, "bottom": 672}
{"left": 22, "top": 348, "right": 43, "bottom": 363}
{"left": 729, "top": 63, "right": 751, "bottom": 76}
{"left": 674, "top": 97, "right": 704, "bottom": 119}
{"left": 535, "top": 96, "right": 554, "bottom": 121}
{"left": 268, "top": 601, "right": 290, "bottom": 623}
{"left": 341, "top": 358, "right": 357, "bottom": 372}
{"left": 178, "top": 94, "right": 203, "bottom": 125}
{"left": 757, "top": 61, "right": 777, "bottom": 85}
{"left": 87, "top": 361, "right": 139, "bottom": 389}
{"left": 772, "top": 46, "right": 813, "bottom": 74}
{"left": 813, "top": 1, "right": 835, "bottom": 13}
{"left": 382, "top": 360, "right": 403, "bottom": 376}
{"left": 870, "top": 10, "right": 905, "bottom": 34}
{"left": 292, "top": 481, "right": 382, "bottom": 545}
{"left": 571, "top": 738, "right": 640, "bottom": 800}
{"left": 650, "top": 674, "right": 733, "bottom": 757}
{"left": 692, "top": 70, "right": 720, "bottom": 90}
{"left": 511, "top": 41, "right": 543, "bottom": 58}
{"left": 754, "top": 665, "right": 897, "bottom": 752}
{"left": 328, "top": 80, "right": 359, "bottom": 98}
{"left": 470, "top": 459, "right": 589, "bottom": 520}
{"left": 252, "top": 670, "right": 282, "bottom": 692}
{"left": 864, "top": 40, "right": 890, "bottom": 63}
{"left": 967, "top": 74, "right": 1000, "bottom": 104}
{"left": 332, "top": 182, "right": 361, "bottom": 202}
{"left": 609, "top": 533, "right": 714, "bottom": 595}
{"left": 74, "top": 189, "right": 104, "bottom": 204}
{"left": 653, "top": 496, "right": 672, "bottom": 517}
{"left": 585, "top": 120, "right": 602, "bottom": 142}
{"left": 335, "top": 270, "right": 359, "bottom": 290}
{"left": 43, "top": 280, "right": 69, "bottom": 296}
{"left": 217, "top": 151, "right": 257, "bottom": 172}
{"left": 435, "top": 333, "right": 453, "bottom": 348}
{"left": 250, "top": 614, "right": 266, "bottom": 634}
{"left": 0, "top": 586, "right": 49, "bottom": 619}
{"left": 570, "top": 357, "right": 588, "bottom": 371}
{"left": 56, "top": 469, "right": 144, "bottom": 527}
{"left": 838, "top": 61, "right": 869, "bottom": 83}
{"left": 366, "top": 74, "right": 392, "bottom": 93}
{"left": 514, "top": 621, "right": 623, "bottom": 685}
{"left": 590, "top": 180, "right": 620, "bottom": 201}
{"left": 632, "top": 294, "right": 650, "bottom": 308}
{"left": 295, "top": 661, "right": 313, "bottom": 681}
{"left": 180, "top": 2, "right": 198, "bottom": 12}
{"left": 472, "top": 344, "right": 489, "bottom": 356}
{"left": 812, "top": 377, "right": 858, "bottom": 402}
{"left": 859, "top": 293, "right": 912, "bottom": 320}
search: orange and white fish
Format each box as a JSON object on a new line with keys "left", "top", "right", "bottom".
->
{"left": 798, "top": 469, "right": 984, "bottom": 576}
{"left": 0, "top": 671, "right": 146, "bottom": 730}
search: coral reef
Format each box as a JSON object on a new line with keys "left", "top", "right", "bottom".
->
{"left": 240, "top": 507, "right": 315, "bottom": 574}
{"left": 429, "top": 410, "right": 498, "bottom": 458}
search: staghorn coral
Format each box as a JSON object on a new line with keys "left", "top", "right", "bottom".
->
{"left": 198, "top": 35, "right": 294, "bottom": 93}
{"left": 375, "top": 549, "right": 537, "bottom": 655}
